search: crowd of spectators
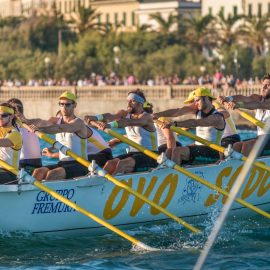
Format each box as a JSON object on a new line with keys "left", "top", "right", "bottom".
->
{"left": 0, "top": 71, "right": 262, "bottom": 89}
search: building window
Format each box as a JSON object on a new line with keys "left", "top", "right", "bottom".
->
{"left": 220, "top": 6, "right": 224, "bottom": 16}
{"left": 59, "top": 1, "right": 62, "bottom": 13}
{"left": 132, "top": 11, "right": 135, "bottom": 26}
{"left": 106, "top": 13, "right": 110, "bottom": 24}
{"left": 64, "top": 1, "right": 67, "bottom": 12}
{"left": 69, "top": 0, "right": 71, "bottom": 13}
{"left": 73, "top": 0, "right": 76, "bottom": 12}
{"left": 248, "top": 4, "right": 252, "bottom": 17}
{"left": 208, "top": 7, "right": 212, "bottom": 15}
{"left": 122, "top": 12, "right": 126, "bottom": 26}
{"left": 258, "top": 3, "right": 262, "bottom": 17}
{"left": 268, "top": 3, "right": 270, "bottom": 15}
{"left": 114, "top": 13, "right": 118, "bottom": 26}
{"left": 97, "top": 14, "right": 101, "bottom": 24}
{"left": 233, "top": 6, "right": 237, "bottom": 17}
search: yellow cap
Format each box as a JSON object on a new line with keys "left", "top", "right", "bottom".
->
{"left": 0, "top": 106, "right": 14, "bottom": 114}
{"left": 59, "top": 91, "right": 77, "bottom": 102}
{"left": 184, "top": 90, "right": 196, "bottom": 104}
{"left": 184, "top": 87, "right": 215, "bottom": 104}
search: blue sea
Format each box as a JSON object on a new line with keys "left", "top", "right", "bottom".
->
{"left": 1, "top": 129, "right": 269, "bottom": 270}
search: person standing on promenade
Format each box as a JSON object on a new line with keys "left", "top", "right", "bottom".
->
{"left": 0, "top": 103, "right": 22, "bottom": 184}
{"left": 7, "top": 98, "right": 42, "bottom": 172}
{"left": 84, "top": 89, "right": 158, "bottom": 175}
{"left": 218, "top": 73, "right": 270, "bottom": 156}
{"left": 25, "top": 91, "right": 89, "bottom": 181}
{"left": 153, "top": 87, "right": 225, "bottom": 165}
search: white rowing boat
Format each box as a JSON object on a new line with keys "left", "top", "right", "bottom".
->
{"left": 0, "top": 156, "right": 269, "bottom": 236}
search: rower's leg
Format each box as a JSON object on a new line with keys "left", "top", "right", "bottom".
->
{"left": 103, "top": 158, "right": 120, "bottom": 174}
{"left": 166, "top": 148, "right": 173, "bottom": 159}
{"left": 233, "top": 141, "right": 244, "bottom": 153}
{"left": 172, "top": 146, "right": 190, "bottom": 165}
{"left": 46, "top": 167, "right": 66, "bottom": 180}
{"left": 32, "top": 167, "right": 50, "bottom": 181}
{"left": 113, "top": 157, "right": 135, "bottom": 174}
{"left": 241, "top": 139, "right": 256, "bottom": 156}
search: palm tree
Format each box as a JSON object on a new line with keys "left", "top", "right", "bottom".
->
{"left": 182, "top": 14, "right": 214, "bottom": 51}
{"left": 149, "top": 12, "right": 177, "bottom": 34}
{"left": 213, "top": 10, "right": 244, "bottom": 47}
{"left": 70, "top": 6, "right": 105, "bottom": 35}
{"left": 239, "top": 15, "right": 270, "bottom": 56}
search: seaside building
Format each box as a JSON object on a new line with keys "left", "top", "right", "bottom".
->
{"left": 0, "top": 0, "right": 200, "bottom": 32}
{"left": 202, "top": 0, "right": 270, "bottom": 17}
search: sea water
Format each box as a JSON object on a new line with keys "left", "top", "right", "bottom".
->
{"left": 1, "top": 130, "right": 269, "bottom": 270}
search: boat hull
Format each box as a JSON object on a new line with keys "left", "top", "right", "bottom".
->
{"left": 1, "top": 157, "right": 270, "bottom": 236}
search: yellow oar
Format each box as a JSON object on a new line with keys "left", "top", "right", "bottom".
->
{"left": 22, "top": 124, "right": 199, "bottom": 233}
{"left": 0, "top": 160, "right": 157, "bottom": 251}
{"left": 168, "top": 125, "right": 270, "bottom": 173}
{"left": 104, "top": 128, "right": 270, "bottom": 219}
{"left": 235, "top": 109, "right": 265, "bottom": 129}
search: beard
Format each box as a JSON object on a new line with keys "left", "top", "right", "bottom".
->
{"left": 127, "top": 106, "right": 136, "bottom": 114}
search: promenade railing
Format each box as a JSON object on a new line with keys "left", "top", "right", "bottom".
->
{"left": 0, "top": 84, "right": 261, "bottom": 101}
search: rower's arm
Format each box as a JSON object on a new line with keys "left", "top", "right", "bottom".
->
{"left": 38, "top": 119, "right": 86, "bottom": 135}
{"left": 0, "top": 138, "right": 14, "bottom": 148}
{"left": 235, "top": 100, "right": 270, "bottom": 110}
{"left": 175, "top": 114, "right": 224, "bottom": 130}
{"left": 23, "top": 117, "right": 57, "bottom": 127}
{"left": 84, "top": 110, "right": 127, "bottom": 124}
{"left": 153, "top": 106, "right": 196, "bottom": 119}
{"left": 115, "top": 114, "right": 150, "bottom": 128}
{"left": 218, "top": 94, "right": 261, "bottom": 104}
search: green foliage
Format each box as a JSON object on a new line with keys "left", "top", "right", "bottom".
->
{"left": 0, "top": 9, "right": 269, "bottom": 82}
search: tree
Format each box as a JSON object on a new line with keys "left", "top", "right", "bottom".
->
{"left": 182, "top": 14, "right": 214, "bottom": 52}
{"left": 213, "top": 11, "right": 243, "bottom": 48}
{"left": 149, "top": 12, "right": 177, "bottom": 34}
{"left": 70, "top": 6, "right": 105, "bottom": 35}
{"left": 239, "top": 16, "right": 270, "bottom": 56}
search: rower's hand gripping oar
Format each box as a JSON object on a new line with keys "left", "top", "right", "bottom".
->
{"left": 104, "top": 128, "right": 270, "bottom": 220}
{"left": 0, "top": 159, "right": 157, "bottom": 251}
{"left": 22, "top": 123, "right": 200, "bottom": 234}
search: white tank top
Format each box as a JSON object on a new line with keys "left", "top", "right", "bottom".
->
{"left": 222, "top": 116, "right": 238, "bottom": 139}
{"left": 87, "top": 126, "right": 108, "bottom": 155}
{"left": 125, "top": 113, "right": 157, "bottom": 152}
{"left": 154, "top": 123, "right": 178, "bottom": 146}
{"left": 19, "top": 127, "right": 41, "bottom": 160}
{"left": 195, "top": 108, "right": 224, "bottom": 145}
{"left": 255, "top": 104, "right": 270, "bottom": 136}
{"left": 55, "top": 117, "right": 88, "bottom": 161}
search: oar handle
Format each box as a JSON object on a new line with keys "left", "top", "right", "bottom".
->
{"left": 169, "top": 126, "right": 225, "bottom": 154}
{"left": 235, "top": 109, "right": 265, "bottom": 129}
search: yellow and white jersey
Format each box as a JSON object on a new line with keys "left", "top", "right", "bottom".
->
{"left": 0, "top": 126, "right": 22, "bottom": 169}
{"left": 125, "top": 113, "right": 157, "bottom": 152}
{"left": 56, "top": 117, "right": 88, "bottom": 161}
{"left": 87, "top": 126, "right": 108, "bottom": 155}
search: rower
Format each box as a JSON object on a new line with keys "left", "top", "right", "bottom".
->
{"left": 7, "top": 98, "right": 42, "bottom": 172}
{"left": 0, "top": 103, "right": 22, "bottom": 184}
{"left": 26, "top": 91, "right": 89, "bottom": 180}
{"left": 184, "top": 91, "right": 240, "bottom": 155}
{"left": 153, "top": 87, "right": 225, "bottom": 165}
{"left": 84, "top": 89, "right": 158, "bottom": 175}
{"left": 218, "top": 73, "right": 270, "bottom": 156}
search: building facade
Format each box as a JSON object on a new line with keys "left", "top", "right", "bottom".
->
{"left": 202, "top": 0, "right": 270, "bottom": 17}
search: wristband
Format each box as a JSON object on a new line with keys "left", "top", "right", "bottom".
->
{"left": 108, "top": 121, "right": 119, "bottom": 128}
{"left": 173, "top": 121, "right": 178, "bottom": 127}
{"left": 96, "top": 114, "right": 104, "bottom": 121}
{"left": 237, "top": 102, "right": 244, "bottom": 108}
{"left": 226, "top": 96, "right": 234, "bottom": 102}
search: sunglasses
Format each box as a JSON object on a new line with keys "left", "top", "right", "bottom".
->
{"left": 59, "top": 102, "right": 74, "bottom": 108}
{"left": 0, "top": 113, "right": 10, "bottom": 119}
